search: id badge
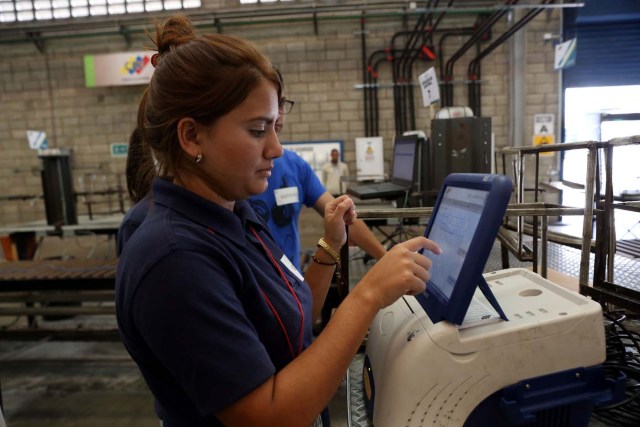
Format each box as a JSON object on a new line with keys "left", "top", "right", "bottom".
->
{"left": 274, "top": 186, "right": 299, "bottom": 206}
{"left": 280, "top": 254, "right": 304, "bottom": 282}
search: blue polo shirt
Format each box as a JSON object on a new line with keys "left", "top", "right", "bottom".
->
{"left": 249, "top": 149, "right": 326, "bottom": 271}
{"left": 116, "top": 178, "right": 313, "bottom": 426}
{"left": 116, "top": 194, "right": 152, "bottom": 256}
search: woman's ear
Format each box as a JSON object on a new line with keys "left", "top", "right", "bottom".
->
{"left": 176, "top": 117, "right": 201, "bottom": 159}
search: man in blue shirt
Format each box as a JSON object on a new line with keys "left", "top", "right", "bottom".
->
{"left": 249, "top": 148, "right": 327, "bottom": 270}
{"left": 249, "top": 95, "right": 386, "bottom": 271}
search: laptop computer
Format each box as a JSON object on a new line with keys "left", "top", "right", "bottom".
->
{"left": 347, "top": 135, "right": 418, "bottom": 200}
{"left": 414, "top": 173, "right": 513, "bottom": 327}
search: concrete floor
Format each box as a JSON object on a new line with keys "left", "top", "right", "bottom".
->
{"left": 0, "top": 337, "right": 349, "bottom": 427}
{"left": 0, "top": 341, "right": 158, "bottom": 426}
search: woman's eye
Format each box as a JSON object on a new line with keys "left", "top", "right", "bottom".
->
{"left": 250, "top": 129, "right": 266, "bottom": 137}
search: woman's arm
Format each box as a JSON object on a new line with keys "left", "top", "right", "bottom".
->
{"left": 313, "top": 192, "right": 386, "bottom": 260}
{"left": 217, "top": 215, "right": 441, "bottom": 426}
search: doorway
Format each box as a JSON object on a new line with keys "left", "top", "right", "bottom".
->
{"left": 562, "top": 85, "right": 640, "bottom": 241}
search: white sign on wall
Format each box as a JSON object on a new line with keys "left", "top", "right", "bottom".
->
{"left": 355, "top": 137, "right": 384, "bottom": 181}
{"left": 26, "top": 130, "right": 48, "bottom": 150}
{"left": 418, "top": 67, "right": 440, "bottom": 106}
{"left": 554, "top": 38, "right": 577, "bottom": 70}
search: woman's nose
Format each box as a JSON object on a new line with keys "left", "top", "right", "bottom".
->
{"left": 266, "top": 129, "right": 283, "bottom": 159}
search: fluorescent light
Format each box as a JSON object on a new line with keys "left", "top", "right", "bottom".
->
{"left": 0, "top": 12, "right": 16, "bottom": 22}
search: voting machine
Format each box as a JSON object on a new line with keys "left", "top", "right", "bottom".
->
{"left": 362, "top": 174, "right": 622, "bottom": 426}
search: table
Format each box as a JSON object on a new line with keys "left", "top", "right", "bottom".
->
{"left": 0, "top": 214, "right": 123, "bottom": 260}
{"left": 0, "top": 258, "right": 119, "bottom": 340}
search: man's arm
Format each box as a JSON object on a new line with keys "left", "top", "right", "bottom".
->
{"left": 313, "top": 192, "right": 386, "bottom": 260}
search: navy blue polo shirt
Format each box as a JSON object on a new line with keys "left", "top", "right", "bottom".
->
{"left": 116, "top": 178, "right": 313, "bottom": 426}
{"left": 116, "top": 194, "right": 152, "bottom": 256}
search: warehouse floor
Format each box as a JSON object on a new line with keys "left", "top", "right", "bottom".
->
{"left": 0, "top": 331, "right": 349, "bottom": 427}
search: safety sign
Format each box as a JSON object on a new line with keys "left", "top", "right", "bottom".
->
{"left": 533, "top": 114, "right": 555, "bottom": 149}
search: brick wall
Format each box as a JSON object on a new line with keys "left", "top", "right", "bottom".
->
{"left": 0, "top": 2, "right": 562, "bottom": 226}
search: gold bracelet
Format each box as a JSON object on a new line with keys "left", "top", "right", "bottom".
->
{"left": 311, "top": 253, "right": 337, "bottom": 266}
{"left": 317, "top": 238, "right": 340, "bottom": 263}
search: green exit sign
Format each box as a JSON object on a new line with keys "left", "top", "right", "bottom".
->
{"left": 110, "top": 143, "right": 129, "bottom": 158}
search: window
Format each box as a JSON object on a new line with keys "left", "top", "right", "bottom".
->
{"left": 0, "top": 0, "right": 202, "bottom": 22}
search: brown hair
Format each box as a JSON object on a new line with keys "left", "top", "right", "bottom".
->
{"left": 125, "top": 127, "right": 155, "bottom": 203}
{"left": 137, "top": 15, "right": 281, "bottom": 182}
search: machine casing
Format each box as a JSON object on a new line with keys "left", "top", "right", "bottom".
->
{"left": 363, "top": 268, "right": 607, "bottom": 427}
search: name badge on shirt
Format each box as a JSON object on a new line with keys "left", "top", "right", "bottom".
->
{"left": 280, "top": 254, "right": 304, "bottom": 282}
{"left": 274, "top": 186, "right": 299, "bottom": 206}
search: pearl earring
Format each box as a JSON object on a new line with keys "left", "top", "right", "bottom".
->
{"left": 195, "top": 153, "right": 203, "bottom": 164}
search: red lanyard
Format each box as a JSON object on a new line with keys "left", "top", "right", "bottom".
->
{"left": 250, "top": 226, "right": 305, "bottom": 359}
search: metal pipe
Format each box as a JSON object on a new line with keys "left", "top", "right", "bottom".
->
{"left": 438, "top": 28, "right": 475, "bottom": 106}
{"left": 360, "top": 12, "right": 370, "bottom": 137}
{"left": 404, "top": 0, "right": 453, "bottom": 130}
{"left": 580, "top": 145, "right": 597, "bottom": 287}
{"left": 467, "top": 0, "right": 554, "bottom": 79}
{"left": 444, "top": 0, "right": 519, "bottom": 106}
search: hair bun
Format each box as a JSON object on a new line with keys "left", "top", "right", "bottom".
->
{"left": 155, "top": 15, "right": 197, "bottom": 56}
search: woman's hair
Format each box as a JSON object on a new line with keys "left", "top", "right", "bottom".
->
{"left": 137, "top": 15, "right": 281, "bottom": 181}
{"left": 125, "top": 127, "right": 155, "bottom": 203}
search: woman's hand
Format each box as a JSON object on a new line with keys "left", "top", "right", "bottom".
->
{"left": 355, "top": 237, "right": 442, "bottom": 310}
{"left": 322, "top": 195, "right": 356, "bottom": 252}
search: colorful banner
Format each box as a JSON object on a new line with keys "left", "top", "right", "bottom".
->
{"left": 84, "top": 51, "right": 154, "bottom": 88}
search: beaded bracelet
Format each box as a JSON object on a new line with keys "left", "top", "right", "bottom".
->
{"left": 311, "top": 253, "right": 337, "bottom": 266}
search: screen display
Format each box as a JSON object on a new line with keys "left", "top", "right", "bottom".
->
{"left": 426, "top": 186, "right": 488, "bottom": 299}
{"left": 391, "top": 139, "right": 416, "bottom": 182}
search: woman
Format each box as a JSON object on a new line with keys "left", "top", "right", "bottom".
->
{"left": 116, "top": 15, "right": 440, "bottom": 427}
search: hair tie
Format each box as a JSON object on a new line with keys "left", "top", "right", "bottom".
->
{"left": 150, "top": 53, "right": 159, "bottom": 68}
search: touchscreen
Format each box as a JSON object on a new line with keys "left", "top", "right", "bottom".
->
{"left": 426, "top": 186, "right": 488, "bottom": 299}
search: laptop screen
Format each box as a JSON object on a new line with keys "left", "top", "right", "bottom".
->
{"left": 426, "top": 186, "right": 489, "bottom": 299}
{"left": 391, "top": 137, "right": 417, "bottom": 182}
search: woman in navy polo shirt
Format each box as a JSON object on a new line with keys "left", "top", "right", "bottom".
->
{"left": 115, "top": 15, "right": 441, "bottom": 427}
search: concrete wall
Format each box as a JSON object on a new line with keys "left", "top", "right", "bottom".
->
{"left": 0, "top": 1, "right": 562, "bottom": 226}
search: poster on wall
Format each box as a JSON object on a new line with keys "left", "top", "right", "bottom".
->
{"left": 84, "top": 51, "right": 155, "bottom": 88}
{"left": 355, "top": 136, "right": 384, "bottom": 181}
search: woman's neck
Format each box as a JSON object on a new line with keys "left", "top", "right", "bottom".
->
{"left": 174, "top": 172, "right": 235, "bottom": 211}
